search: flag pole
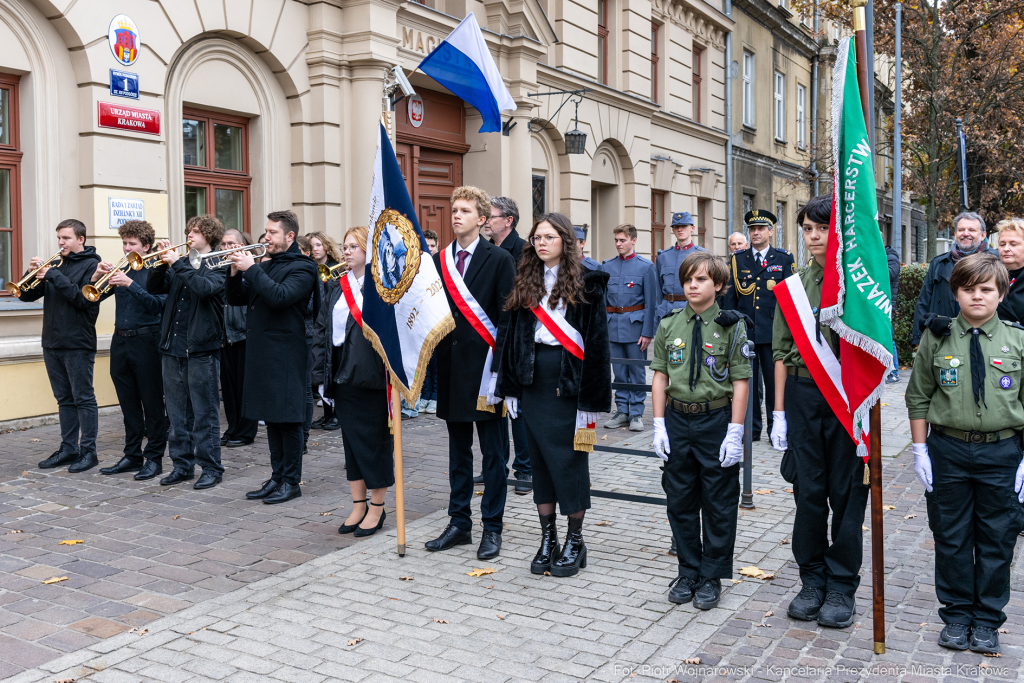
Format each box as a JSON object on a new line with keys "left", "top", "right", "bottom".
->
{"left": 851, "top": 0, "right": 886, "bottom": 655}
{"left": 391, "top": 373, "right": 407, "bottom": 557}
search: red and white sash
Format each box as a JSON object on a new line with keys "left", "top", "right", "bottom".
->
{"left": 440, "top": 243, "right": 499, "bottom": 413}
{"left": 530, "top": 303, "right": 596, "bottom": 452}
{"left": 336, "top": 271, "right": 393, "bottom": 426}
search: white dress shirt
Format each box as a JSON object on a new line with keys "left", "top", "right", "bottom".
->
{"left": 332, "top": 275, "right": 363, "bottom": 346}
{"left": 753, "top": 247, "right": 769, "bottom": 264}
{"left": 454, "top": 235, "right": 481, "bottom": 274}
{"left": 534, "top": 265, "right": 567, "bottom": 345}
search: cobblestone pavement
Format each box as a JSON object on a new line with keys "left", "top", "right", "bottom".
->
{"left": 5, "top": 376, "right": 1024, "bottom": 683}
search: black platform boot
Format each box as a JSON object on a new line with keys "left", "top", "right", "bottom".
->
{"left": 531, "top": 513, "right": 560, "bottom": 575}
{"left": 550, "top": 516, "right": 586, "bottom": 577}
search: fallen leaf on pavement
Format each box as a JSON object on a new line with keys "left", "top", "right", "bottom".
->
{"left": 980, "top": 661, "right": 991, "bottom": 669}
{"left": 55, "top": 679, "right": 75, "bottom": 683}
{"left": 738, "top": 566, "right": 775, "bottom": 580}
{"left": 600, "top": 435, "right": 608, "bottom": 440}
{"left": 730, "top": 579, "right": 741, "bottom": 584}
{"left": 432, "top": 618, "right": 449, "bottom": 624}
{"left": 984, "top": 652, "right": 1003, "bottom": 658}
{"left": 474, "top": 491, "right": 484, "bottom": 496}
{"left": 486, "top": 584, "right": 494, "bottom": 588}
{"left": 764, "top": 611, "right": 773, "bottom": 617}
{"left": 881, "top": 403, "right": 889, "bottom": 406}
{"left": 755, "top": 623, "right": 771, "bottom": 627}
{"left": 753, "top": 489, "right": 774, "bottom": 495}
{"left": 399, "top": 576, "right": 414, "bottom": 581}
{"left": 6, "top": 530, "right": 23, "bottom": 534}
{"left": 999, "top": 628, "right": 1009, "bottom": 633}
{"left": 138, "top": 629, "right": 148, "bottom": 635}
{"left": 42, "top": 576, "right": 68, "bottom": 584}
{"left": 467, "top": 567, "right": 497, "bottom": 577}
{"left": 22, "top": 471, "right": 28, "bottom": 475}
{"left": 883, "top": 505, "right": 896, "bottom": 510}
{"left": 390, "top": 598, "right": 399, "bottom": 601}
{"left": 780, "top": 540, "right": 790, "bottom": 545}
{"left": 783, "top": 488, "right": 794, "bottom": 493}
{"left": 543, "top": 571, "right": 551, "bottom": 576}
{"left": 320, "top": 512, "right": 332, "bottom": 516}
{"left": 58, "top": 540, "right": 84, "bottom": 545}
{"left": 496, "top": 614, "right": 505, "bottom": 620}
{"left": 904, "top": 514, "right": 916, "bottom": 519}
{"left": 172, "top": 515, "right": 180, "bottom": 520}
{"left": 862, "top": 525, "right": 869, "bottom": 531}
{"left": 684, "top": 657, "right": 701, "bottom": 665}
{"left": 299, "top": 481, "right": 306, "bottom": 485}
{"left": 29, "top": 438, "right": 40, "bottom": 442}
{"left": 595, "top": 521, "right": 610, "bottom": 526}
{"left": 347, "top": 638, "right": 363, "bottom": 646}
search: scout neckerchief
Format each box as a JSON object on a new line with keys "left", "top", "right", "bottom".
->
{"left": 440, "top": 241, "right": 499, "bottom": 413}
{"left": 531, "top": 301, "right": 596, "bottom": 452}
{"left": 336, "top": 270, "right": 394, "bottom": 427}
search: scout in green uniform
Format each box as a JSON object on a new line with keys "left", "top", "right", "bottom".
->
{"left": 906, "top": 253, "right": 1024, "bottom": 655}
{"left": 651, "top": 251, "right": 751, "bottom": 609}
{"left": 771, "top": 194, "right": 867, "bottom": 629}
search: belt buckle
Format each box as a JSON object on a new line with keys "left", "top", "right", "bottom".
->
{"left": 969, "top": 431, "right": 985, "bottom": 444}
{"left": 688, "top": 403, "right": 702, "bottom": 414}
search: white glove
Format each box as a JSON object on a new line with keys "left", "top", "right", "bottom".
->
{"left": 770, "top": 411, "right": 788, "bottom": 452}
{"left": 504, "top": 396, "right": 518, "bottom": 419}
{"left": 913, "top": 443, "right": 933, "bottom": 493}
{"left": 1015, "top": 453, "right": 1024, "bottom": 503}
{"left": 653, "top": 417, "right": 670, "bottom": 462}
{"left": 486, "top": 372, "right": 501, "bottom": 406}
{"left": 719, "top": 423, "right": 744, "bottom": 468}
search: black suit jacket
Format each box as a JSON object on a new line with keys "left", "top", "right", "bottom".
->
{"left": 492, "top": 229, "right": 525, "bottom": 272}
{"left": 721, "top": 246, "right": 795, "bottom": 344}
{"left": 433, "top": 237, "right": 516, "bottom": 422}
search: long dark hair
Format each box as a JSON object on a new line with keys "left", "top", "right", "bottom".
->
{"left": 505, "top": 212, "right": 584, "bottom": 310}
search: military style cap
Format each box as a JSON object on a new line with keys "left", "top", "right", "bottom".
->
{"left": 573, "top": 226, "right": 587, "bottom": 240}
{"left": 671, "top": 212, "right": 694, "bottom": 227}
{"left": 744, "top": 209, "right": 777, "bottom": 228}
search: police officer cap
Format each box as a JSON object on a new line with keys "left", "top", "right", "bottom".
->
{"left": 744, "top": 209, "right": 777, "bottom": 228}
{"left": 573, "top": 226, "right": 587, "bottom": 240}
{"left": 671, "top": 212, "right": 694, "bottom": 227}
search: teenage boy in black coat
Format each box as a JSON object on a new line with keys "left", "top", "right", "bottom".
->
{"left": 227, "top": 211, "right": 318, "bottom": 505}
{"left": 19, "top": 219, "right": 102, "bottom": 473}
{"left": 148, "top": 215, "right": 227, "bottom": 490}
{"left": 426, "top": 186, "right": 516, "bottom": 560}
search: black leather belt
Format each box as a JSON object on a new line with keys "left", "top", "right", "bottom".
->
{"left": 115, "top": 325, "right": 160, "bottom": 338}
{"left": 667, "top": 396, "right": 730, "bottom": 414}
{"left": 935, "top": 426, "right": 1020, "bottom": 444}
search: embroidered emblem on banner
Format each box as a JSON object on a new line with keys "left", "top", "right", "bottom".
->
{"left": 371, "top": 209, "right": 421, "bottom": 304}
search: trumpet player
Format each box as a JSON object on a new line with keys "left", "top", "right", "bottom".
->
{"left": 90, "top": 221, "right": 168, "bottom": 480}
{"left": 19, "top": 220, "right": 102, "bottom": 473}
{"left": 147, "top": 215, "right": 227, "bottom": 490}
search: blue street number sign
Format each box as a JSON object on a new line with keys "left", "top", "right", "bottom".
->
{"left": 109, "top": 69, "right": 139, "bottom": 100}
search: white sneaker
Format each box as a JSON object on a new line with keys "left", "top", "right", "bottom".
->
{"left": 425, "top": 400, "right": 437, "bottom": 414}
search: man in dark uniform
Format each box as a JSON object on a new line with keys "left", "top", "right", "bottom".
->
{"left": 722, "top": 209, "right": 794, "bottom": 440}
{"left": 576, "top": 226, "right": 600, "bottom": 270}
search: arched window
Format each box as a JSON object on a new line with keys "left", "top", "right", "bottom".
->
{"left": 182, "top": 107, "right": 251, "bottom": 234}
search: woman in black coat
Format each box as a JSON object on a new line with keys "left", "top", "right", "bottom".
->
{"left": 309, "top": 231, "right": 343, "bottom": 429}
{"left": 496, "top": 212, "right": 611, "bottom": 577}
{"left": 319, "top": 226, "right": 394, "bottom": 537}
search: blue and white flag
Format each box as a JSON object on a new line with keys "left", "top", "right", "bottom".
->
{"left": 363, "top": 122, "right": 454, "bottom": 401}
{"left": 417, "top": 13, "right": 516, "bottom": 133}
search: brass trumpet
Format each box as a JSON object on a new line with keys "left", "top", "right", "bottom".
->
{"left": 4, "top": 250, "right": 63, "bottom": 297}
{"left": 137, "top": 241, "right": 191, "bottom": 269}
{"left": 82, "top": 253, "right": 144, "bottom": 302}
{"left": 318, "top": 262, "right": 348, "bottom": 283}
{"left": 188, "top": 243, "right": 268, "bottom": 269}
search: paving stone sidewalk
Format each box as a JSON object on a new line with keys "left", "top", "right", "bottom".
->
{"left": 6, "top": 377, "right": 1023, "bottom": 683}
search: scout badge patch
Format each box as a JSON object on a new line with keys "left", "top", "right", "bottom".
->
{"left": 939, "top": 368, "right": 958, "bottom": 386}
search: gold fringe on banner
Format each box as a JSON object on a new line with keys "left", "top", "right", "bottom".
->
{"left": 476, "top": 396, "right": 495, "bottom": 413}
{"left": 574, "top": 427, "right": 596, "bottom": 453}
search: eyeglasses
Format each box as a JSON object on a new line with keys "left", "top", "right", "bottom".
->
{"left": 530, "top": 235, "right": 561, "bottom": 246}
{"left": 342, "top": 244, "right": 362, "bottom": 253}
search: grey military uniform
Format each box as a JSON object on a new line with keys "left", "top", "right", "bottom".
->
{"left": 600, "top": 253, "right": 658, "bottom": 418}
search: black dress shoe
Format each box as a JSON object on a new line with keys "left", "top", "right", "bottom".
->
{"left": 68, "top": 452, "right": 99, "bottom": 473}
{"left": 424, "top": 523, "right": 472, "bottom": 551}
{"left": 969, "top": 625, "right": 1000, "bottom": 654}
{"left": 311, "top": 416, "right": 326, "bottom": 430}
{"left": 220, "top": 437, "right": 229, "bottom": 446}
{"left": 937, "top": 623, "right": 970, "bottom": 650}
{"left": 787, "top": 586, "right": 825, "bottom": 621}
{"left": 477, "top": 531, "right": 502, "bottom": 559}
{"left": 668, "top": 536, "right": 677, "bottom": 556}
{"left": 322, "top": 417, "right": 341, "bottom": 431}
{"left": 194, "top": 472, "right": 222, "bottom": 490}
{"left": 246, "top": 479, "right": 280, "bottom": 500}
{"left": 354, "top": 502, "right": 386, "bottom": 536}
{"left": 338, "top": 499, "right": 369, "bottom": 534}
{"left": 514, "top": 472, "right": 532, "bottom": 495}
{"left": 817, "top": 592, "right": 856, "bottom": 628}
{"left": 531, "top": 513, "right": 560, "bottom": 574}
{"left": 100, "top": 456, "right": 144, "bottom": 475}
{"left": 263, "top": 481, "right": 301, "bottom": 504}
{"left": 38, "top": 450, "right": 77, "bottom": 469}
{"left": 225, "top": 439, "right": 251, "bottom": 448}
{"left": 693, "top": 577, "right": 722, "bottom": 610}
{"left": 668, "top": 575, "right": 696, "bottom": 604}
{"left": 550, "top": 516, "right": 586, "bottom": 577}
{"left": 160, "top": 469, "right": 194, "bottom": 486}
{"left": 134, "top": 460, "right": 163, "bottom": 481}
{"left": 473, "top": 474, "right": 484, "bottom": 485}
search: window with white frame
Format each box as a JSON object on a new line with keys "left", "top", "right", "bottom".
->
{"left": 797, "top": 84, "right": 807, "bottom": 148}
{"left": 774, "top": 72, "right": 786, "bottom": 141}
{"left": 776, "top": 200, "right": 787, "bottom": 249}
{"left": 743, "top": 52, "right": 755, "bottom": 127}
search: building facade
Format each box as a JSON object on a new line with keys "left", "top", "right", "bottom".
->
{"left": 0, "top": 0, "right": 733, "bottom": 420}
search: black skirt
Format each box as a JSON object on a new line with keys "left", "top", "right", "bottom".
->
{"left": 335, "top": 384, "right": 395, "bottom": 489}
{"left": 522, "top": 344, "right": 590, "bottom": 515}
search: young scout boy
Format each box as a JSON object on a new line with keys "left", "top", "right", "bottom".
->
{"left": 651, "top": 251, "right": 751, "bottom": 609}
{"left": 771, "top": 194, "right": 866, "bottom": 629}
{"left": 906, "top": 252, "right": 1024, "bottom": 655}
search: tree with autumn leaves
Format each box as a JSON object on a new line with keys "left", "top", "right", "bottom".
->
{"left": 795, "top": 0, "right": 1024, "bottom": 260}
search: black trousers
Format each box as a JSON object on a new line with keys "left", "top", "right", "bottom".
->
{"left": 785, "top": 374, "right": 868, "bottom": 597}
{"left": 750, "top": 342, "right": 775, "bottom": 437}
{"left": 664, "top": 405, "right": 738, "bottom": 580}
{"left": 220, "top": 340, "right": 258, "bottom": 442}
{"left": 266, "top": 422, "right": 303, "bottom": 486}
{"left": 110, "top": 331, "right": 168, "bottom": 461}
{"left": 447, "top": 419, "right": 507, "bottom": 534}
{"left": 926, "top": 429, "right": 1024, "bottom": 628}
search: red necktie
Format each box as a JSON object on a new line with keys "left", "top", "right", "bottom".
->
{"left": 456, "top": 250, "right": 469, "bottom": 276}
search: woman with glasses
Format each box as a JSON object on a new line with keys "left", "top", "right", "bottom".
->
{"left": 319, "top": 226, "right": 393, "bottom": 537}
{"left": 496, "top": 212, "right": 611, "bottom": 577}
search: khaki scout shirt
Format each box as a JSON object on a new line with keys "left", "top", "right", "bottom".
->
{"left": 906, "top": 314, "right": 1024, "bottom": 432}
{"left": 651, "top": 301, "right": 752, "bottom": 403}
{"left": 772, "top": 259, "right": 840, "bottom": 368}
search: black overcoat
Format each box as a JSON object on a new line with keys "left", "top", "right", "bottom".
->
{"left": 226, "top": 242, "right": 318, "bottom": 422}
{"left": 318, "top": 280, "right": 388, "bottom": 391}
{"left": 433, "top": 237, "right": 515, "bottom": 422}
{"left": 496, "top": 269, "right": 612, "bottom": 413}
